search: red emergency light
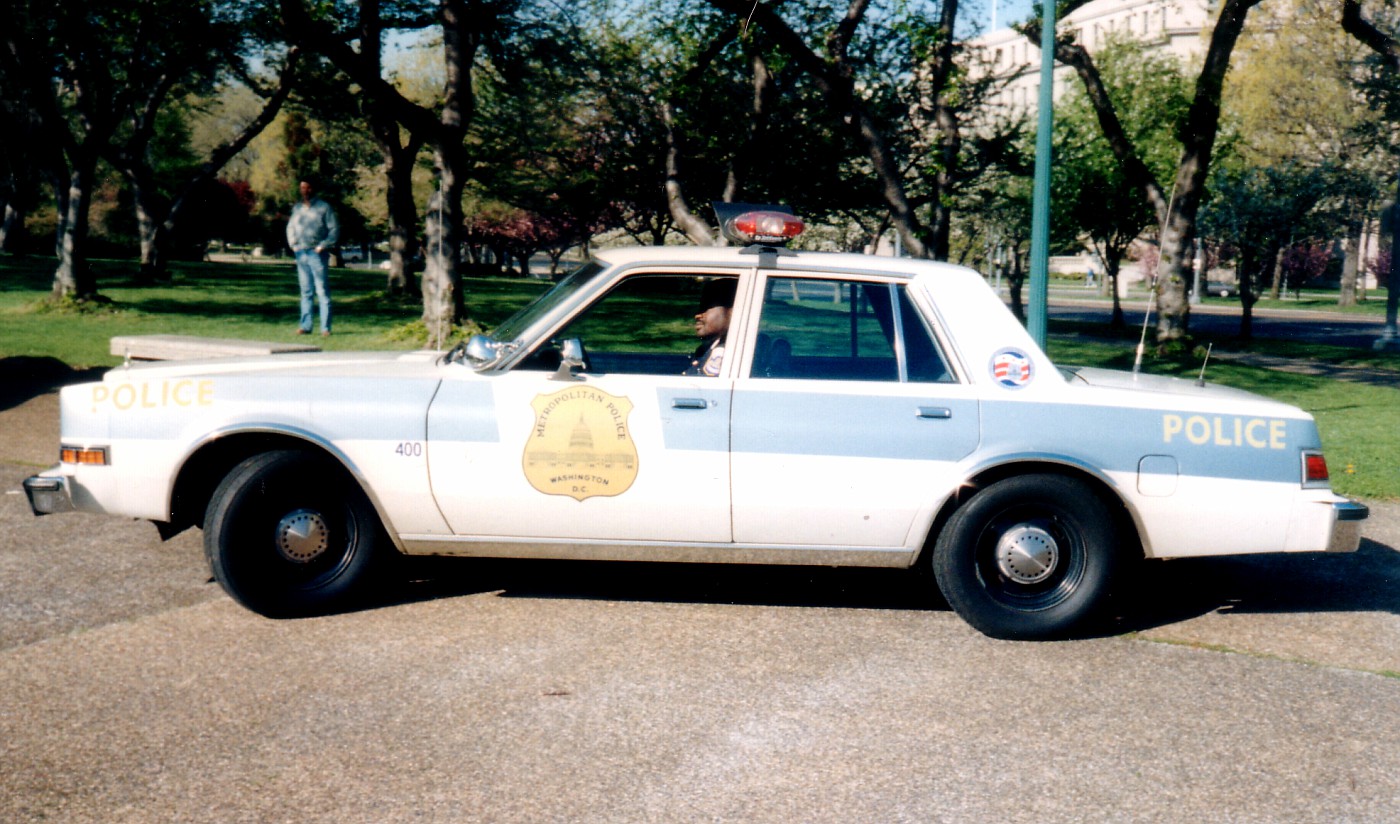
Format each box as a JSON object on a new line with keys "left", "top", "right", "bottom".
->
{"left": 726, "top": 210, "right": 805, "bottom": 245}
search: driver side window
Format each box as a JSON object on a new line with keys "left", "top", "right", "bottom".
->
{"left": 519, "top": 274, "right": 737, "bottom": 375}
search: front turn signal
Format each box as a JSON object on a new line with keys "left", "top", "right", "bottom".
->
{"left": 61, "top": 445, "right": 109, "bottom": 466}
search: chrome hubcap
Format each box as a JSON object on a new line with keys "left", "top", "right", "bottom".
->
{"left": 995, "top": 524, "right": 1059, "bottom": 584}
{"left": 275, "top": 509, "right": 330, "bottom": 563}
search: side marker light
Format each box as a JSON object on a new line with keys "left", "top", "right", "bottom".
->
{"left": 61, "top": 446, "right": 109, "bottom": 466}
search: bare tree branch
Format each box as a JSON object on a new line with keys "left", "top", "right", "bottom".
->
{"left": 1342, "top": 0, "right": 1400, "bottom": 67}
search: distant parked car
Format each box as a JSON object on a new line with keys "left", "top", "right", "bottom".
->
{"left": 1205, "top": 281, "right": 1237, "bottom": 298}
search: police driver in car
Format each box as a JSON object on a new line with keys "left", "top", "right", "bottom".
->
{"left": 685, "top": 279, "right": 736, "bottom": 377}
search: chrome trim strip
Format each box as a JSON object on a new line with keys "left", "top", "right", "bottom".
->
{"left": 397, "top": 536, "right": 914, "bottom": 568}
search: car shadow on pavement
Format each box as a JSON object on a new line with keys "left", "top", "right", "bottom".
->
{"left": 0, "top": 356, "right": 107, "bottom": 411}
{"left": 388, "top": 556, "right": 940, "bottom": 613}
{"left": 1104, "top": 537, "right": 1400, "bottom": 634}
{"left": 383, "top": 535, "right": 1400, "bottom": 636}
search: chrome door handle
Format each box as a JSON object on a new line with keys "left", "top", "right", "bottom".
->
{"left": 672, "top": 398, "right": 709, "bottom": 410}
{"left": 917, "top": 406, "right": 952, "bottom": 419}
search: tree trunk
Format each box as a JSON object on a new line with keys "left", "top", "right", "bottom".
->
{"left": 661, "top": 101, "right": 717, "bottom": 246}
{"left": 1105, "top": 257, "right": 1126, "bottom": 332}
{"left": 421, "top": 145, "right": 467, "bottom": 337}
{"left": 0, "top": 200, "right": 20, "bottom": 252}
{"left": 49, "top": 175, "right": 69, "bottom": 260}
{"left": 1154, "top": 201, "right": 1198, "bottom": 342}
{"left": 52, "top": 157, "right": 98, "bottom": 299}
{"left": 1269, "top": 244, "right": 1285, "bottom": 299}
{"left": 380, "top": 133, "right": 424, "bottom": 296}
{"left": 1339, "top": 230, "right": 1360, "bottom": 307}
{"left": 722, "top": 47, "right": 775, "bottom": 203}
{"left": 926, "top": 0, "right": 960, "bottom": 261}
{"left": 127, "top": 163, "right": 167, "bottom": 283}
{"left": 421, "top": 188, "right": 455, "bottom": 348}
{"left": 1007, "top": 250, "right": 1026, "bottom": 323}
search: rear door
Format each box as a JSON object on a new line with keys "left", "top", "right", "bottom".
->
{"left": 729, "top": 273, "right": 980, "bottom": 549}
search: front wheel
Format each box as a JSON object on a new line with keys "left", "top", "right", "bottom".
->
{"left": 932, "top": 474, "right": 1121, "bottom": 640}
{"left": 204, "top": 450, "right": 387, "bottom": 617}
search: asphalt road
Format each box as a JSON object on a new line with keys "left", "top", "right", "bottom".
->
{"left": 1044, "top": 293, "right": 1394, "bottom": 350}
{"left": 3, "top": 372, "right": 1399, "bottom": 823}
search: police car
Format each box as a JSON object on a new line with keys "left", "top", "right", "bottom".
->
{"left": 23, "top": 210, "right": 1368, "bottom": 639}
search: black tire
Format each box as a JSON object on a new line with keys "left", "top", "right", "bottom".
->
{"left": 932, "top": 474, "right": 1120, "bottom": 640}
{"left": 204, "top": 450, "right": 386, "bottom": 617}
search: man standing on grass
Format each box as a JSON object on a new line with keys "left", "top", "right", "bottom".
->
{"left": 286, "top": 179, "right": 340, "bottom": 336}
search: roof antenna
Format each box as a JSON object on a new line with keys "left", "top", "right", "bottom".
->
{"left": 1131, "top": 282, "right": 1156, "bottom": 378}
{"left": 1133, "top": 180, "right": 1180, "bottom": 379}
{"left": 1195, "top": 342, "right": 1213, "bottom": 387}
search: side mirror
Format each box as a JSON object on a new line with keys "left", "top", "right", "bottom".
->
{"left": 551, "top": 338, "right": 587, "bottom": 381}
{"left": 463, "top": 334, "right": 504, "bottom": 367}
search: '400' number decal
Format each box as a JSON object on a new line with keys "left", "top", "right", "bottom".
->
{"left": 394, "top": 442, "right": 424, "bottom": 457}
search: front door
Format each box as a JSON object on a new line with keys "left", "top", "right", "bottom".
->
{"left": 426, "top": 272, "right": 739, "bottom": 543}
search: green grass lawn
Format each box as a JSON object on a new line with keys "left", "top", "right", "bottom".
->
{"left": 0, "top": 255, "right": 550, "bottom": 365}
{"left": 4, "top": 254, "right": 1397, "bottom": 499}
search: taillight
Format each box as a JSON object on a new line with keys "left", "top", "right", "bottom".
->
{"left": 1302, "top": 451, "right": 1329, "bottom": 488}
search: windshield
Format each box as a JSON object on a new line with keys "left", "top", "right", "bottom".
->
{"left": 489, "top": 260, "right": 606, "bottom": 342}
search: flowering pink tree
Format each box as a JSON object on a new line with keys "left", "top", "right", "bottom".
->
{"left": 1367, "top": 248, "right": 1391, "bottom": 290}
{"left": 464, "top": 208, "right": 605, "bottom": 277}
{"left": 1280, "top": 243, "right": 1332, "bottom": 297}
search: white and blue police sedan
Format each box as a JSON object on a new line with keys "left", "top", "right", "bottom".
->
{"left": 24, "top": 211, "right": 1368, "bottom": 639}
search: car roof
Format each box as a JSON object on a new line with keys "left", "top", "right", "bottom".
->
{"left": 591, "top": 244, "right": 979, "bottom": 281}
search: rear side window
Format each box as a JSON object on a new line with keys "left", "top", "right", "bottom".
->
{"left": 751, "top": 278, "right": 953, "bottom": 383}
{"left": 899, "top": 286, "right": 954, "bottom": 383}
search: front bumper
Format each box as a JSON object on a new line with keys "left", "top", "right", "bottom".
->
{"left": 1326, "top": 499, "right": 1369, "bottom": 553}
{"left": 23, "top": 468, "right": 75, "bottom": 517}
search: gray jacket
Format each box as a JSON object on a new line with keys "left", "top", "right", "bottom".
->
{"left": 286, "top": 198, "right": 340, "bottom": 252}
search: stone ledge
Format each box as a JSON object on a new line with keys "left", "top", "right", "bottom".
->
{"left": 110, "top": 335, "right": 321, "bottom": 361}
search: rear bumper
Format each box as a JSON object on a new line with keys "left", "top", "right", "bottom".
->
{"left": 22, "top": 468, "right": 75, "bottom": 516}
{"left": 1326, "top": 500, "right": 1369, "bottom": 553}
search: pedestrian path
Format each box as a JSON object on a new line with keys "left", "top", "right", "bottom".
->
{"left": 1207, "top": 351, "right": 1399, "bottom": 388}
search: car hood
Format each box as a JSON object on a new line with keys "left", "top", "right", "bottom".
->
{"left": 97, "top": 350, "right": 446, "bottom": 383}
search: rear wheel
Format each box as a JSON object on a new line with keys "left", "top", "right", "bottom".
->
{"left": 204, "top": 450, "right": 386, "bottom": 617}
{"left": 932, "top": 474, "right": 1120, "bottom": 640}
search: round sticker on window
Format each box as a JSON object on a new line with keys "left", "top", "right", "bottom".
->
{"left": 990, "top": 348, "right": 1034, "bottom": 389}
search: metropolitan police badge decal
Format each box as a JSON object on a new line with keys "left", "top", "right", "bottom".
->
{"left": 524, "top": 387, "right": 639, "bottom": 501}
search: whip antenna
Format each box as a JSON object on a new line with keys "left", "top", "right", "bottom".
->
{"left": 1195, "top": 342, "right": 1213, "bottom": 386}
{"left": 1133, "top": 179, "right": 1181, "bottom": 378}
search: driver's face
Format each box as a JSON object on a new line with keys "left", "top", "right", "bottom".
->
{"left": 694, "top": 305, "right": 731, "bottom": 339}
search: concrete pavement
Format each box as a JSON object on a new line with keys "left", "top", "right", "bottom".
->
{"left": 3, "top": 361, "right": 1399, "bottom": 823}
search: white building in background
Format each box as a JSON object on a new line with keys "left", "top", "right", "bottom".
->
{"left": 970, "top": 0, "right": 1213, "bottom": 114}
{"left": 967, "top": 1, "right": 1380, "bottom": 294}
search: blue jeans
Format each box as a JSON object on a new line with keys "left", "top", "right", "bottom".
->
{"left": 295, "top": 249, "right": 332, "bottom": 333}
